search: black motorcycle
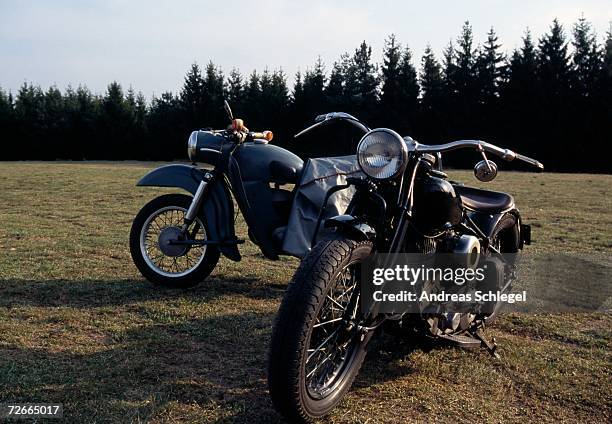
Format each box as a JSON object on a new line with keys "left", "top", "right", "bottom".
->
{"left": 267, "top": 118, "right": 543, "bottom": 422}
{"left": 129, "top": 102, "right": 366, "bottom": 287}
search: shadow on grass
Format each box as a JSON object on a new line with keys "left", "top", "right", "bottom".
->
{"left": 354, "top": 333, "right": 438, "bottom": 389}
{"left": 0, "top": 275, "right": 286, "bottom": 309}
{"left": 0, "top": 310, "right": 284, "bottom": 423}
{"left": 0, "top": 277, "right": 455, "bottom": 423}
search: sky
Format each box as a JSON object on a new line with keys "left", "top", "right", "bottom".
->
{"left": 1, "top": 0, "right": 611, "bottom": 99}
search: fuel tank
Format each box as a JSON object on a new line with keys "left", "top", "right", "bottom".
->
{"left": 232, "top": 142, "right": 303, "bottom": 183}
{"left": 412, "top": 174, "right": 462, "bottom": 233}
{"left": 229, "top": 142, "right": 304, "bottom": 259}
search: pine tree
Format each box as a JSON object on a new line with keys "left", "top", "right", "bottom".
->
{"left": 420, "top": 46, "right": 444, "bottom": 113}
{"left": 180, "top": 63, "right": 206, "bottom": 129}
{"left": 203, "top": 62, "right": 225, "bottom": 126}
{"left": 101, "top": 82, "right": 132, "bottom": 159}
{"left": 245, "top": 70, "right": 260, "bottom": 105}
{"left": 419, "top": 46, "right": 445, "bottom": 142}
{"left": 572, "top": 16, "right": 602, "bottom": 98}
{"left": 601, "top": 28, "right": 612, "bottom": 170}
{"left": 604, "top": 27, "right": 612, "bottom": 81}
{"left": 325, "top": 54, "right": 350, "bottom": 110}
{"left": 226, "top": 68, "right": 244, "bottom": 110}
{"left": 380, "top": 34, "right": 402, "bottom": 118}
{"left": 538, "top": 19, "right": 572, "bottom": 98}
{"left": 454, "top": 21, "right": 477, "bottom": 98}
{"left": 503, "top": 29, "right": 539, "bottom": 111}
{"left": 444, "top": 22, "right": 479, "bottom": 136}
{"left": 43, "top": 86, "right": 65, "bottom": 157}
{"left": 302, "top": 57, "right": 326, "bottom": 117}
{"left": 245, "top": 70, "right": 261, "bottom": 126}
{"left": 476, "top": 27, "right": 506, "bottom": 104}
{"left": 258, "top": 68, "right": 275, "bottom": 128}
{"left": 473, "top": 27, "right": 506, "bottom": 139}
{"left": 292, "top": 70, "right": 303, "bottom": 103}
{"left": 270, "top": 69, "right": 289, "bottom": 117}
{"left": 601, "top": 27, "right": 612, "bottom": 107}
{"left": 0, "top": 87, "right": 16, "bottom": 159}
{"left": 346, "top": 41, "right": 378, "bottom": 118}
{"left": 14, "top": 83, "right": 46, "bottom": 158}
{"left": 397, "top": 46, "right": 419, "bottom": 133}
{"left": 537, "top": 19, "right": 575, "bottom": 168}
{"left": 442, "top": 40, "right": 457, "bottom": 94}
{"left": 148, "top": 91, "right": 182, "bottom": 160}
{"left": 380, "top": 36, "right": 419, "bottom": 133}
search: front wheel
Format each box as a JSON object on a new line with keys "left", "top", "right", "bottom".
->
{"left": 129, "top": 194, "right": 220, "bottom": 288}
{"left": 268, "top": 236, "right": 374, "bottom": 423}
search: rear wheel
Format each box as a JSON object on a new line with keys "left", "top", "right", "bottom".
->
{"left": 129, "top": 194, "right": 219, "bottom": 288}
{"left": 268, "top": 236, "right": 374, "bottom": 423}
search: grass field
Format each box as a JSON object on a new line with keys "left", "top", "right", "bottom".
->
{"left": 0, "top": 162, "right": 610, "bottom": 423}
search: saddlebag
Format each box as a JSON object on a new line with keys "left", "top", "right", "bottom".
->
{"left": 282, "top": 156, "right": 364, "bottom": 258}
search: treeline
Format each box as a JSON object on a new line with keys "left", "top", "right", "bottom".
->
{"left": 1, "top": 18, "right": 611, "bottom": 172}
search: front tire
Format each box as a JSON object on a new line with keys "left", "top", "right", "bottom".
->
{"left": 268, "top": 236, "right": 374, "bottom": 423}
{"left": 129, "top": 194, "right": 220, "bottom": 288}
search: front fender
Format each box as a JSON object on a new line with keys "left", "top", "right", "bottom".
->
{"left": 137, "top": 164, "right": 241, "bottom": 261}
{"left": 137, "top": 164, "right": 205, "bottom": 194}
{"left": 324, "top": 215, "right": 377, "bottom": 241}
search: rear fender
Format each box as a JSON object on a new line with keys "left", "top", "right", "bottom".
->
{"left": 467, "top": 208, "right": 524, "bottom": 249}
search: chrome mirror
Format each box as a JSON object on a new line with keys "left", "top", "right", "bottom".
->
{"left": 474, "top": 160, "right": 498, "bottom": 182}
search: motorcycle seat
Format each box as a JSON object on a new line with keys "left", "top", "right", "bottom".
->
{"left": 270, "top": 160, "right": 303, "bottom": 185}
{"left": 454, "top": 185, "right": 514, "bottom": 213}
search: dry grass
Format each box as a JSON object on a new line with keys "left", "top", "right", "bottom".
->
{"left": 0, "top": 162, "right": 610, "bottom": 423}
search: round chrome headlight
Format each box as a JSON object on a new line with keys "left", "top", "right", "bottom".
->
{"left": 187, "top": 131, "right": 198, "bottom": 161}
{"left": 357, "top": 128, "right": 408, "bottom": 180}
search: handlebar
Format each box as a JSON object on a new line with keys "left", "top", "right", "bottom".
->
{"left": 411, "top": 139, "right": 544, "bottom": 170}
{"left": 227, "top": 119, "right": 273, "bottom": 143}
{"left": 294, "top": 112, "right": 370, "bottom": 138}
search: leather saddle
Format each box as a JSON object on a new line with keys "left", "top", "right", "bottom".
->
{"left": 454, "top": 185, "right": 514, "bottom": 213}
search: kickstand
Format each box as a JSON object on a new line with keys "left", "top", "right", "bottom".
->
{"left": 472, "top": 329, "right": 500, "bottom": 359}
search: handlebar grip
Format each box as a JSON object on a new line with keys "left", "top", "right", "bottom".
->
{"left": 250, "top": 131, "right": 274, "bottom": 142}
{"left": 515, "top": 153, "right": 545, "bottom": 170}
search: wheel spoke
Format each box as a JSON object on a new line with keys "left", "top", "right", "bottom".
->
{"left": 305, "top": 261, "right": 364, "bottom": 398}
{"left": 307, "top": 327, "right": 340, "bottom": 363}
{"left": 313, "top": 317, "right": 343, "bottom": 328}
{"left": 326, "top": 295, "right": 345, "bottom": 310}
{"left": 140, "top": 206, "right": 207, "bottom": 277}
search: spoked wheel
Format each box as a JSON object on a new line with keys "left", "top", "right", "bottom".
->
{"left": 306, "top": 265, "right": 361, "bottom": 399}
{"left": 268, "top": 236, "right": 374, "bottom": 423}
{"left": 129, "top": 194, "right": 219, "bottom": 288}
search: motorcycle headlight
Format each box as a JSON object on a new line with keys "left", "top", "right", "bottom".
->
{"left": 357, "top": 128, "right": 408, "bottom": 180}
{"left": 187, "top": 131, "right": 198, "bottom": 161}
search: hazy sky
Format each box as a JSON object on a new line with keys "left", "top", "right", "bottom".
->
{"left": 1, "top": 0, "right": 610, "bottom": 98}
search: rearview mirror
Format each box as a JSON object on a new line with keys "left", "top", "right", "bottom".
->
{"left": 474, "top": 160, "right": 498, "bottom": 182}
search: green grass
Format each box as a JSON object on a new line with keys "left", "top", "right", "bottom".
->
{"left": 0, "top": 162, "right": 610, "bottom": 423}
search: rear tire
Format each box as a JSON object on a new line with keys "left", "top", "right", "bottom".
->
{"left": 129, "top": 194, "right": 220, "bottom": 288}
{"left": 483, "top": 213, "right": 520, "bottom": 323}
{"left": 268, "top": 236, "right": 374, "bottom": 423}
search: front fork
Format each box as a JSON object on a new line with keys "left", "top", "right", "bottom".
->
{"left": 181, "top": 171, "right": 213, "bottom": 232}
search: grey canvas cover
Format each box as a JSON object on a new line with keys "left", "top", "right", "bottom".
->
{"left": 282, "top": 155, "right": 364, "bottom": 258}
